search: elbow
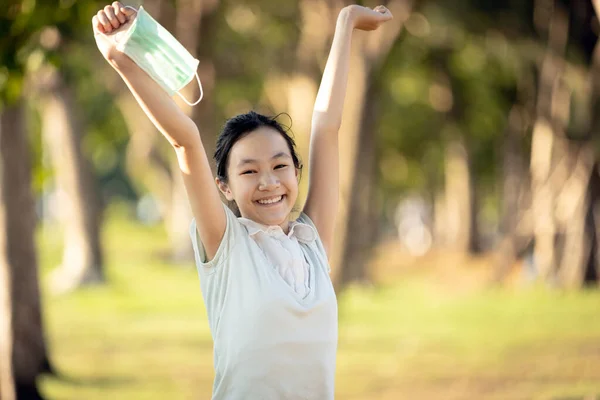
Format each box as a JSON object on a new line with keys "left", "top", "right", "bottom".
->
{"left": 172, "top": 135, "right": 201, "bottom": 152}
{"left": 171, "top": 122, "right": 202, "bottom": 150}
{"left": 312, "top": 116, "right": 341, "bottom": 136}
{"left": 172, "top": 134, "right": 204, "bottom": 169}
{"left": 312, "top": 121, "right": 341, "bottom": 136}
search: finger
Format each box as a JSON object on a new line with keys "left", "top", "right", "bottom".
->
{"left": 92, "top": 15, "right": 105, "bottom": 34}
{"left": 97, "top": 10, "right": 113, "bottom": 33}
{"left": 112, "top": 2, "right": 127, "bottom": 24}
{"left": 374, "top": 5, "right": 391, "bottom": 16}
{"left": 120, "top": 5, "right": 137, "bottom": 17}
{"left": 104, "top": 5, "right": 120, "bottom": 29}
{"left": 112, "top": 1, "right": 126, "bottom": 13}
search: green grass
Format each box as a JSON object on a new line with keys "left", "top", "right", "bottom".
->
{"left": 38, "top": 211, "right": 600, "bottom": 400}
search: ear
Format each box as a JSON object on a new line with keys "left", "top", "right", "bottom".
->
{"left": 215, "top": 177, "right": 235, "bottom": 201}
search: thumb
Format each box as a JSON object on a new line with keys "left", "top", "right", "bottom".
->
{"left": 378, "top": 10, "right": 393, "bottom": 21}
{"left": 374, "top": 5, "right": 393, "bottom": 18}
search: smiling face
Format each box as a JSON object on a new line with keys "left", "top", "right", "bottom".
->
{"left": 216, "top": 126, "right": 299, "bottom": 231}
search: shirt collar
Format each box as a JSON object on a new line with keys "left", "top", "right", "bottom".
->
{"left": 238, "top": 217, "right": 317, "bottom": 243}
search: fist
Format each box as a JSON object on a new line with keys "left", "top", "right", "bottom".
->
{"left": 92, "top": 2, "right": 137, "bottom": 64}
{"left": 346, "top": 5, "right": 393, "bottom": 31}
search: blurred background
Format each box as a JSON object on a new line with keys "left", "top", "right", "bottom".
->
{"left": 2, "top": 0, "right": 600, "bottom": 399}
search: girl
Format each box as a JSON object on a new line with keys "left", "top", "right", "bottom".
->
{"left": 92, "top": 2, "right": 392, "bottom": 399}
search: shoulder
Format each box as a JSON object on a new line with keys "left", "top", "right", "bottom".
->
{"left": 190, "top": 203, "right": 248, "bottom": 270}
{"left": 295, "top": 212, "right": 331, "bottom": 271}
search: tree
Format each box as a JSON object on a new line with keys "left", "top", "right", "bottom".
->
{"left": 261, "top": 0, "right": 414, "bottom": 286}
{"left": 335, "top": 0, "right": 415, "bottom": 285}
{"left": 0, "top": 100, "right": 50, "bottom": 400}
{"left": 0, "top": 1, "right": 60, "bottom": 397}
{"left": 554, "top": 0, "right": 600, "bottom": 287}
{"left": 119, "top": 0, "right": 220, "bottom": 262}
{"left": 38, "top": 65, "right": 105, "bottom": 293}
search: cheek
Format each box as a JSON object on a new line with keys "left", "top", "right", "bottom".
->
{"left": 283, "top": 170, "right": 299, "bottom": 192}
{"left": 234, "top": 179, "right": 254, "bottom": 198}
{"left": 227, "top": 177, "right": 248, "bottom": 199}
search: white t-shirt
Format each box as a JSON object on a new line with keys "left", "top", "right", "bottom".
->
{"left": 190, "top": 204, "right": 338, "bottom": 400}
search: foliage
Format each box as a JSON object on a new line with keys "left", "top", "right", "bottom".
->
{"left": 4, "top": 0, "right": 598, "bottom": 209}
{"left": 0, "top": 1, "right": 49, "bottom": 105}
{"left": 209, "top": 0, "right": 301, "bottom": 122}
{"left": 377, "top": 2, "right": 526, "bottom": 201}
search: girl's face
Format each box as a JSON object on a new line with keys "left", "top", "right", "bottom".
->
{"left": 218, "top": 126, "right": 299, "bottom": 231}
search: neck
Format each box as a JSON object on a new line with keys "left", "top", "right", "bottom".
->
{"left": 278, "top": 220, "right": 290, "bottom": 234}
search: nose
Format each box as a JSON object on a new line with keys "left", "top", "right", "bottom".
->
{"left": 258, "top": 171, "right": 280, "bottom": 191}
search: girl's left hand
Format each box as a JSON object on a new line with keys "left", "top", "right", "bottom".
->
{"left": 346, "top": 5, "right": 393, "bottom": 31}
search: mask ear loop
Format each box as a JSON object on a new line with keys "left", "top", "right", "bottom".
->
{"left": 176, "top": 72, "right": 203, "bottom": 106}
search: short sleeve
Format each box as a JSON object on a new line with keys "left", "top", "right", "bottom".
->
{"left": 296, "top": 212, "right": 331, "bottom": 273}
{"left": 189, "top": 203, "right": 241, "bottom": 272}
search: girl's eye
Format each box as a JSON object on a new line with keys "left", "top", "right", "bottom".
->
{"left": 241, "top": 170, "right": 256, "bottom": 175}
{"left": 275, "top": 164, "right": 287, "bottom": 169}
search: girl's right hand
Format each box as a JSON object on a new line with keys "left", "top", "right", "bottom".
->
{"left": 92, "top": 2, "right": 137, "bottom": 64}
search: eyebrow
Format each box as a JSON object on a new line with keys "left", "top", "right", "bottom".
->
{"left": 237, "top": 152, "right": 291, "bottom": 168}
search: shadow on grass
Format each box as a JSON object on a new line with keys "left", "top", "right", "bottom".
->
{"left": 48, "top": 371, "right": 136, "bottom": 388}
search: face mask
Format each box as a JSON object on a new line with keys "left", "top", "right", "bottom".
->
{"left": 116, "top": 6, "right": 203, "bottom": 106}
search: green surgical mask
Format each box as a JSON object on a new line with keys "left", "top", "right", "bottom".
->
{"left": 116, "top": 6, "right": 203, "bottom": 106}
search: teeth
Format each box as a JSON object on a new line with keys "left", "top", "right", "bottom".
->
{"left": 257, "top": 195, "right": 282, "bottom": 205}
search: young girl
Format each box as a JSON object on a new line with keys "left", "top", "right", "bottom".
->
{"left": 93, "top": 2, "right": 392, "bottom": 398}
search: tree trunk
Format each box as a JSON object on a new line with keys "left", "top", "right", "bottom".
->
{"left": 120, "top": 0, "right": 219, "bottom": 263}
{"left": 443, "top": 138, "right": 476, "bottom": 253}
{"left": 579, "top": 0, "right": 600, "bottom": 286}
{"left": 170, "top": 0, "right": 219, "bottom": 262}
{"left": 0, "top": 100, "right": 50, "bottom": 400}
{"left": 337, "top": 75, "right": 380, "bottom": 285}
{"left": 494, "top": 106, "right": 531, "bottom": 282}
{"left": 289, "top": 0, "right": 337, "bottom": 204}
{"left": 530, "top": 1, "right": 569, "bottom": 283}
{"left": 0, "top": 146, "right": 14, "bottom": 400}
{"left": 260, "top": 0, "right": 412, "bottom": 285}
{"left": 530, "top": 120, "right": 559, "bottom": 281}
{"left": 40, "top": 69, "right": 104, "bottom": 293}
{"left": 330, "top": 35, "right": 370, "bottom": 282}
{"left": 117, "top": 0, "right": 173, "bottom": 214}
{"left": 495, "top": 108, "right": 523, "bottom": 278}
{"left": 262, "top": 0, "right": 341, "bottom": 211}
{"left": 332, "top": 0, "right": 413, "bottom": 286}
{"left": 119, "top": 94, "right": 173, "bottom": 220}
{"left": 586, "top": 165, "right": 600, "bottom": 284}
{"left": 556, "top": 144, "right": 595, "bottom": 287}
{"left": 556, "top": 0, "right": 600, "bottom": 287}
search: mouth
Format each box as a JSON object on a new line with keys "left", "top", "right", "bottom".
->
{"left": 255, "top": 195, "right": 285, "bottom": 206}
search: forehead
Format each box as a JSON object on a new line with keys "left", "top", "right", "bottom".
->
{"left": 229, "top": 126, "right": 291, "bottom": 163}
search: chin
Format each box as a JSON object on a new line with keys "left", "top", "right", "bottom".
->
{"left": 258, "top": 209, "right": 290, "bottom": 226}
{"left": 251, "top": 200, "right": 294, "bottom": 226}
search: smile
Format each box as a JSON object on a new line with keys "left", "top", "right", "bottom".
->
{"left": 256, "top": 195, "right": 285, "bottom": 205}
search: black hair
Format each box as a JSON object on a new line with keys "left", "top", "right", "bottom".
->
{"left": 214, "top": 111, "right": 303, "bottom": 183}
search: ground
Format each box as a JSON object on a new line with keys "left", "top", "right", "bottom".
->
{"left": 38, "top": 207, "right": 600, "bottom": 399}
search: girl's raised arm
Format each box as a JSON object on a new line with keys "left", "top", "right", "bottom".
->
{"left": 92, "top": 3, "right": 225, "bottom": 260}
{"left": 303, "top": 5, "right": 392, "bottom": 256}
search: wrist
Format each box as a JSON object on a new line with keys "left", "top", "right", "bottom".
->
{"left": 338, "top": 6, "right": 356, "bottom": 29}
{"left": 108, "top": 51, "right": 135, "bottom": 71}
